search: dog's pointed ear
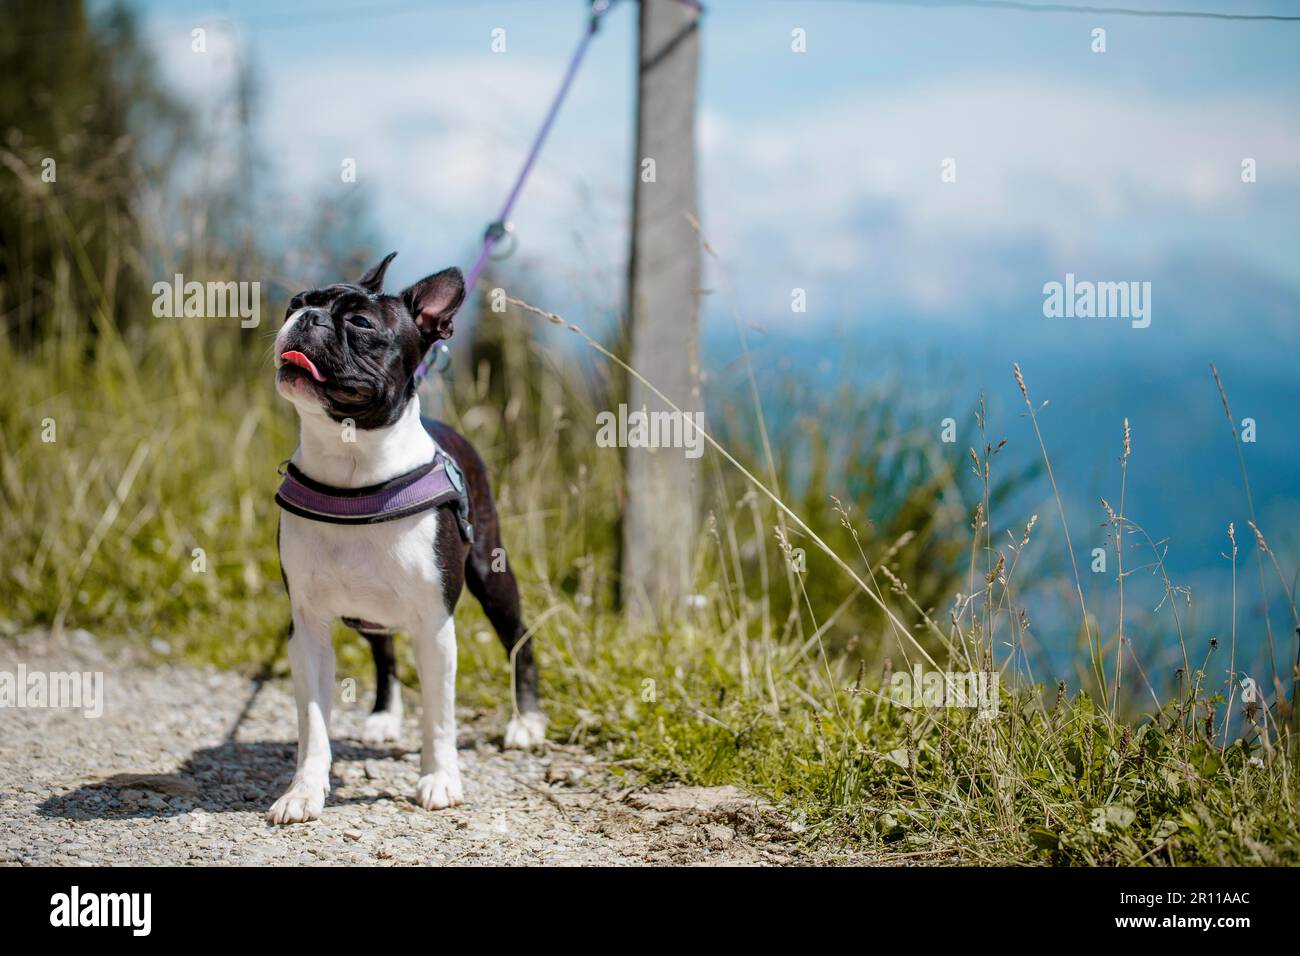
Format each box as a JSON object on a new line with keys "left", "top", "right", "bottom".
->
{"left": 402, "top": 267, "right": 465, "bottom": 343}
{"left": 358, "top": 251, "right": 398, "bottom": 293}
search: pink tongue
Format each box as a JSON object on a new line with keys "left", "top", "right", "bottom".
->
{"left": 281, "top": 350, "right": 325, "bottom": 382}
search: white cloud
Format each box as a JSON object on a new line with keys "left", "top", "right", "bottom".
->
{"left": 699, "top": 79, "right": 1300, "bottom": 320}
{"left": 147, "top": 15, "right": 1300, "bottom": 324}
{"left": 149, "top": 20, "right": 631, "bottom": 286}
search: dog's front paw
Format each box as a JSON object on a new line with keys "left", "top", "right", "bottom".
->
{"left": 414, "top": 768, "right": 463, "bottom": 810}
{"left": 504, "top": 710, "right": 548, "bottom": 750}
{"left": 266, "top": 778, "right": 328, "bottom": 825}
{"left": 361, "top": 711, "right": 403, "bottom": 745}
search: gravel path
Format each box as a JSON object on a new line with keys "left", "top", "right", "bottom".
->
{"left": 0, "top": 631, "right": 805, "bottom": 866}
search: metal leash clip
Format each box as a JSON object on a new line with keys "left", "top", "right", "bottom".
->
{"left": 484, "top": 220, "right": 517, "bottom": 261}
{"left": 589, "top": 0, "right": 613, "bottom": 33}
{"left": 431, "top": 342, "right": 452, "bottom": 373}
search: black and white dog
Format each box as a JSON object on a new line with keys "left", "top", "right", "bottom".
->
{"left": 268, "top": 252, "right": 544, "bottom": 825}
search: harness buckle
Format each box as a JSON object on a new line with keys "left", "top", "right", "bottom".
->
{"left": 441, "top": 454, "right": 475, "bottom": 543}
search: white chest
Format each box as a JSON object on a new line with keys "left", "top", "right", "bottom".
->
{"left": 278, "top": 511, "right": 444, "bottom": 632}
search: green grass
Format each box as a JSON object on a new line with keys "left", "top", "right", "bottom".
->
{"left": 2, "top": 246, "right": 1298, "bottom": 866}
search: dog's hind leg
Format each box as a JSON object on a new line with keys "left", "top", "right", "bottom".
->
{"left": 465, "top": 536, "right": 546, "bottom": 749}
{"left": 347, "top": 619, "right": 403, "bottom": 745}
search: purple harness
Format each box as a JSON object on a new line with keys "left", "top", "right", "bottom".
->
{"left": 275, "top": 450, "right": 473, "bottom": 636}
{"left": 275, "top": 450, "right": 472, "bottom": 538}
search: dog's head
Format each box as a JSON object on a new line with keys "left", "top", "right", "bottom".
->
{"left": 274, "top": 253, "right": 464, "bottom": 429}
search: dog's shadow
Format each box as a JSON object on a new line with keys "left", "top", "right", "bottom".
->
{"left": 38, "top": 739, "right": 412, "bottom": 820}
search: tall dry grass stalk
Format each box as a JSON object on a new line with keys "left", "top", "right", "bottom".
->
{"left": 1013, "top": 363, "right": 1105, "bottom": 699}
{"left": 1111, "top": 417, "right": 1131, "bottom": 712}
{"left": 1211, "top": 363, "right": 1285, "bottom": 704}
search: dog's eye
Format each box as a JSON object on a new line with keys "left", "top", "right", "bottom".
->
{"left": 348, "top": 315, "right": 372, "bottom": 329}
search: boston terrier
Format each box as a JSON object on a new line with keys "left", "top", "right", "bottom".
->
{"left": 267, "top": 252, "right": 544, "bottom": 825}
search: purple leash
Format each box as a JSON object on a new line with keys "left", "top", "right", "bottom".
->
{"left": 413, "top": 0, "right": 623, "bottom": 384}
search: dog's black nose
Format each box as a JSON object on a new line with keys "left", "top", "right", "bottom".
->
{"left": 301, "top": 308, "right": 331, "bottom": 329}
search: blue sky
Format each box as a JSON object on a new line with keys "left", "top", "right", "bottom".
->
{"left": 123, "top": 0, "right": 1300, "bottom": 680}
{"left": 127, "top": 0, "right": 1300, "bottom": 317}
